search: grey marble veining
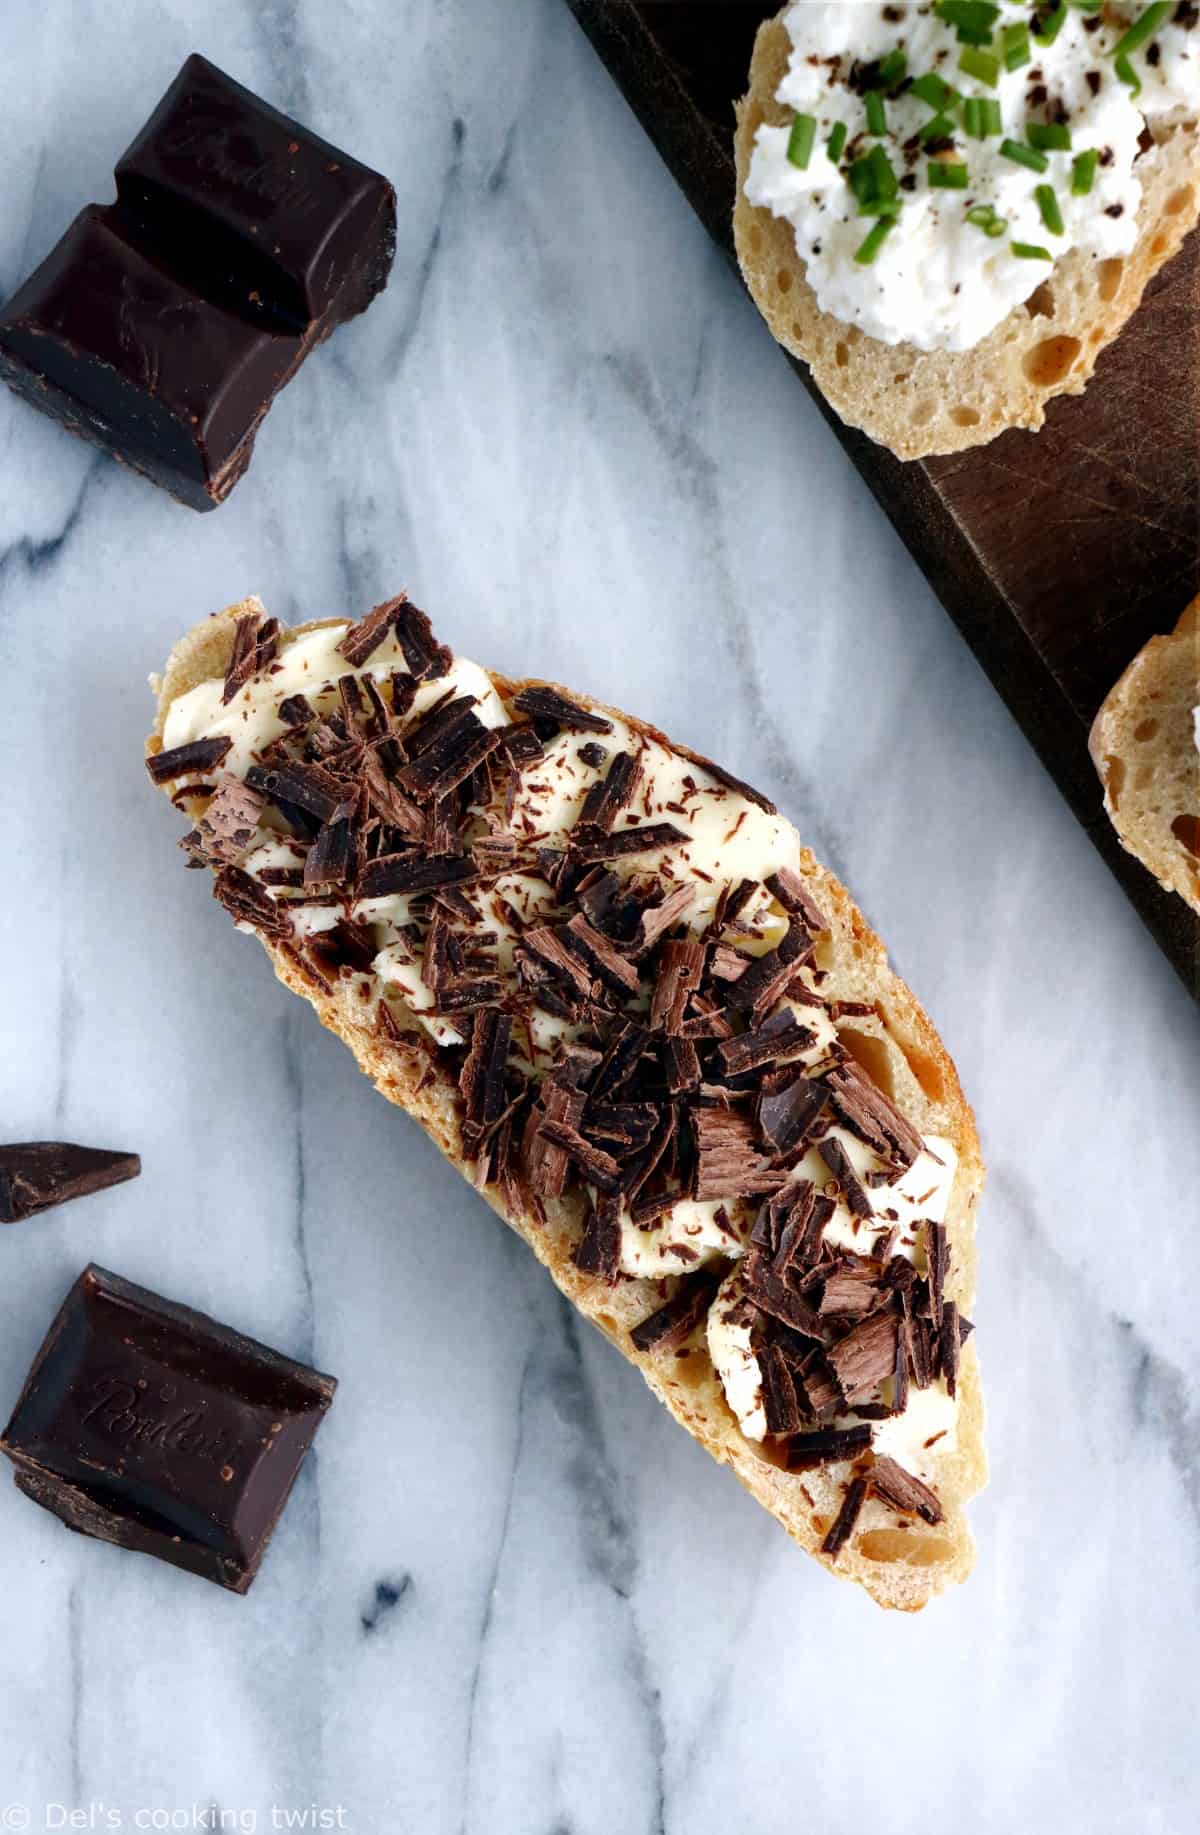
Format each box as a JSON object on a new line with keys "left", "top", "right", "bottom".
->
{"left": 0, "top": 2, "right": 1198, "bottom": 1832}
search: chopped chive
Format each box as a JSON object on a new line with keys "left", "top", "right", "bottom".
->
{"left": 1012, "top": 240, "right": 1053, "bottom": 260}
{"left": 967, "top": 203, "right": 1008, "bottom": 236}
{"left": 1071, "top": 147, "right": 1099, "bottom": 194}
{"left": 855, "top": 218, "right": 896, "bottom": 265}
{"left": 981, "top": 98, "right": 1003, "bottom": 135}
{"left": 1028, "top": 121, "right": 1072, "bottom": 152}
{"left": 958, "top": 44, "right": 1001, "bottom": 85}
{"left": 1003, "top": 22, "right": 1032, "bottom": 68}
{"left": 1035, "top": 184, "right": 1065, "bottom": 234}
{"left": 858, "top": 198, "right": 904, "bottom": 218}
{"left": 1034, "top": 3, "right": 1069, "bottom": 44}
{"left": 786, "top": 112, "right": 818, "bottom": 169}
{"left": 879, "top": 48, "right": 908, "bottom": 86}
{"left": 865, "top": 90, "right": 888, "bottom": 136}
{"left": 1115, "top": 50, "right": 1141, "bottom": 91}
{"left": 928, "top": 159, "right": 970, "bottom": 189}
{"left": 964, "top": 96, "right": 1002, "bottom": 137}
{"left": 936, "top": 0, "right": 1001, "bottom": 45}
{"left": 920, "top": 110, "right": 957, "bottom": 142}
{"left": 1000, "top": 137, "right": 1050, "bottom": 173}
{"left": 848, "top": 155, "right": 877, "bottom": 205}
{"left": 1114, "top": 3, "right": 1172, "bottom": 58}
{"left": 912, "top": 72, "right": 958, "bottom": 110}
{"left": 826, "top": 120, "right": 848, "bottom": 164}
{"left": 867, "top": 144, "right": 899, "bottom": 199}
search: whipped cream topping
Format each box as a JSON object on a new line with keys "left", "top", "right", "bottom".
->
{"left": 746, "top": 1, "right": 1200, "bottom": 352}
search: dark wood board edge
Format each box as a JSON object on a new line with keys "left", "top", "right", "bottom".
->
{"left": 562, "top": 0, "right": 1199, "bottom": 998}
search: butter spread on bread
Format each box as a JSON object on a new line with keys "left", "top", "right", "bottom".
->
{"left": 148, "top": 595, "right": 986, "bottom": 1608}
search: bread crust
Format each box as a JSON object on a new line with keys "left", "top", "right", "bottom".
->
{"left": 148, "top": 602, "right": 987, "bottom": 1609}
{"left": 734, "top": 12, "right": 1200, "bottom": 460}
{"left": 1089, "top": 593, "right": 1200, "bottom": 913}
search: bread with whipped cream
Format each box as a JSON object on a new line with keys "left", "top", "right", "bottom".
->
{"left": 1089, "top": 593, "right": 1200, "bottom": 913}
{"left": 146, "top": 595, "right": 986, "bottom": 1609}
{"left": 735, "top": 4, "right": 1200, "bottom": 460}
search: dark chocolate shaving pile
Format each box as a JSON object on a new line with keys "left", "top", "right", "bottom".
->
{"left": 164, "top": 601, "right": 973, "bottom": 1551}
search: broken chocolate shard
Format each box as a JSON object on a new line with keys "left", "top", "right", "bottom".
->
{"left": 510, "top": 686, "right": 614, "bottom": 735}
{"left": 336, "top": 599, "right": 400, "bottom": 668}
{"left": 572, "top": 823, "right": 690, "bottom": 864}
{"left": 821, "top": 1475, "right": 869, "bottom": 1558}
{"left": 826, "top": 1062, "right": 924, "bottom": 1172}
{"left": 0, "top": 1264, "right": 335, "bottom": 1591}
{"left": 757, "top": 1073, "right": 828, "bottom": 1158}
{"left": 213, "top": 864, "right": 293, "bottom": 939}
{"left": 577, "top": 750, "right": 643, "bottom": 834}
{"left": 0, "top": 56, "right": 395, "bottom": 510}
{"left": 818, "top": 1135, "right": 874, "bottom": 1219}
{"left": 146, "top": 735, "right": 233, "bottom": 784}
{"left": 194, "top": 775, "right": 265, "bottom": 862}
{"left": 785, "top": 1423, "right": 873, "bottom": 1471}
{"left": 869, "top": 1454, "right": 944, "bottom": 1525}
{"left": 573, "top": 1193, "right": 621, "bottom": 1281}
{"left": 357, "top": 853, "right": 479, "bottom": 900}
{"left": 0, "top": 1144, "right": 140, "bottom": 1225}
{"left": 759, "top": 1342, "right": 804, "bottom": 1437}
{"left": 825, "top": 1309, "right": 898, "bottom": 1404}
{"left": 630, "top": 1272, "right": 720, "bottom": 1354}
{"left": 765, "top": 868, "right": 828, "bottom": 936}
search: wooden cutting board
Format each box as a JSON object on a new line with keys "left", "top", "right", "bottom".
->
{"left": 564, "top": 0, "right": 1200, "bottom": 997}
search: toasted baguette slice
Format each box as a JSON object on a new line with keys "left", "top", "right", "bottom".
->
{"left": 1089, "top": 594, "right": 1200, "bottom": 914}
{"left": 147, "top": 600, "right": 986, "bottom": 1609}
{"left": 734, "top": 11, "right": 1200, "bottom": 461}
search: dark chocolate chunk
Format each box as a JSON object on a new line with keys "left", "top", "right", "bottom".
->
{"left": 0, "top": 1144, "right": 140, "bottom": 1225}
{"left": 757, "top": 1074, "right": 828, "bottom": 1158}
{"left": 870, "top": 1454, "right": 944, "bottom": 1525}
{"left": 0, "top": 1265, "right": 334, "bottom": 1592}
{"left": 573, "top": 1193, "right": 621, "bottom": 1281}
{"left": 785, "top": 1423, "right": 873, "bottom": 1471}
{"left": 146, "top": 735, "right": 233, "bottom": 784}
{"left": 821, "top": 1475, "right": 868, "bottom": 1558}
{"left": 510, "top": 686, "right": 614, "bottom": 735}
{"left": 0, "top": 56, "right": 395, "bottom": 510}
{"left": 630, "top": 1272, "right": 720, "bottom": 1354}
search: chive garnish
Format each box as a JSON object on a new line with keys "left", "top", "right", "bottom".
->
{"left": 1003, "top": 22, "right": 1032, "bottom": 68}
{"left": 928, "top": 160, "right": 970, "bottom": 189}
{"left": 1028, "top": 121, "right": 1072, "bottom": 152}
{"left": 912, "top": 72, "right": 959, "bottom": 111}
{"left": 1035, "top": 184, "right": 1065, "bottom": 234}
{"left": 1034, "top": 3, "right": 1069, "bottom": 44}
{"left": 827, "top": 120, "right": 848, "bottom": 164}
{"left": 858, "top": 198, "right": 904, "bottom": 218}
{"left": 958, "top": 45, "right": 1001, "bottom": 85}
{"left": 1071, "top": 148, "right": 1099, "bottom": 194}
{"left": 1115, "top": 50, "right": 1141, "bottom": 92}
{"left": 787, "top": 113, "right": 817, "bottom": 169}
{"left": 855, "top": 218, "right": 896, "bottom": 265}
{"left": 865, "top": 90, "right": 888, "bottom": 136}
{"left": 967, "top": 203, "right": 1008, "bottom": 236}
{"left": 867, "top": 144, "right": 900, "bottom": 199}
{"left": 936, "top": 0, "right": 1001, "bottom": 45}
{"left": 879, "top": 48, "right": 908, "bottom": 86}
{"left": 1011, "top": 241, "right": 1053, "bottom": 260}
{"left": 1000, "top": 137, "right": 1050, "bottom": 173}
{"left": 964, "top": 96, "right": 1003, "bottom": 137}
{"left": 920, "top": 110, "right": 957, "bottom": 142}
{"left": 1114, "top": 3, "right": 1172, "bottom": 59}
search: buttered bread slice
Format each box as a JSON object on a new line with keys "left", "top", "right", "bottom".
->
{"left": 147, "top": 596, "right": 986, "bottom": 1608}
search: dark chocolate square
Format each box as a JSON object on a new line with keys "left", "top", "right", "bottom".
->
{"left": 0, "top": 1265, "right": 335, "bottom": 1592}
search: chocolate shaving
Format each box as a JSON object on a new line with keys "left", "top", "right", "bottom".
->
{"left": 535, "top": 1120, "right": 621, "bottom": 1192}
{"left": 717, "top": 1011, "right": 813, "bottom": 1078}
{"left": 526, "top": 1082, "right": 586, "bottom": 1198}
{"left": 826, "top": 1309, "right": 898, "bottom": 1404}
{"left": 869, "top": 1454, "right": 944, "bottom": 1525}
{"left": 573, "top": 1192, "right": 621, "bottom": 1280}
{"left": 278, "top": 693, "right": 315, "bottom": 729}
{"left": 651, "top": 938, "right": 704, "bottom": 1035}
{"left": 194, "top": 774, "right": 264, "bottom": 861}
{"left": 146, "top": 736, "right": 233, "bottom": 784}
{"left": 459, "top": 1009, "right": 513, "bottom": 1157}
{"left": 358, "top": 854, "right": 479, "bottom": 899}
{"left": 759, "top": 1342, "right": 804, "bottom": 1436}
{"left": 826, "top": 1062, "right": 924, "bottom": 1172}
{"left": 246, "top": 759, "right": 348, "bottom": 824}
{"left": 765, "top": 868, "right": 828, "bottom": 937}
{"left": 757, "top": 1074, "right": 828, "bottom": 1158}
{"left": 938, "top": 1300, "right": 961, "bottom": 1397}
{"left": 572, "top": 823, "right": 689, "bottom": 864}
{"left": 564, "top": 913, "right": 640, "bottom": 994}
{"left": 577, "top": 750, "right": 643, "bottom": 834}
{"left": 786, "top": 1423, "right": 873, "bottom": 1472}
{"left": 927, "top": 1220, "right": 949, "bottom": 1329}
{"left": 213, "top": 865, "right": 292, "bottom": 939}
{"left": 672, "top": 742, "right": 776, "bottom": 814}
{"left": 743, "top": 1259, "right": 823, "bottom": 1339}
{"left": 631, "top": 884, "right": 694, "bottom": 954}
{"left": 392, "top": 600, "right": 453, "bottom": 680}
{"left": 510, "top": 686, "right": 614, "bottom": 735}
{"left": 663, "top": 1037, "right": 701, "bottom": 1094}
{"left": 818, "top": 1265, "right": 884, "bottom": 1316}
{"left": 221, "top": 612, "right": 278, "bottom": 704}
{"left": 692, "top": 1111, "right": 784, "bottom": 1202}
{"left": 304, "top": 818, "right": 354, "bottom": 887}
{"left": 0, "top": 1142, "right": 141, "bottom": 1224}
{"left": 724, "top": 920, "right": 812, "bottom": 1022}
{"left": 821, "top": 1476, "right": 868, "bottom": 1559}
{"left": 818, "top": 1135, "right": 873, "bottom": 1219}
{"left": 629, "top": 1272, "right": 720, "bottom": 1354}
{"left": 337, "top": 599, "right": 398, "bottom": 668}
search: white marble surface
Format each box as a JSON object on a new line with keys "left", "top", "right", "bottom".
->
{"left": 0, "top": 3, "right": 1198, "bottom": 1831}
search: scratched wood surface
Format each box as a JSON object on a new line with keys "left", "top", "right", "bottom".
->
{"left": 565, "top": 0, "right": 1200, "bottom": 996}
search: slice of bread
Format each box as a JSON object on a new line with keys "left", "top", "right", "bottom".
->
{"left": 1089, "top": 593, "right": 1200, "bottom": 913}
{"left": 734, "top": 11, "right": 1200, "bottom": 460}
{"left": 147, "top": 599, "right": 986, "bottom": 1609}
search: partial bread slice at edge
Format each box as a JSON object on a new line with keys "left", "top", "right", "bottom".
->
{"left": 147, "top": 600, "right": 987, "bottom": 1610}
{"left": 1089, "top": 593, "right": 1200, "bottom": 914}
{"left": 734, "top": 11, "right": 1200, "bottom": 461}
